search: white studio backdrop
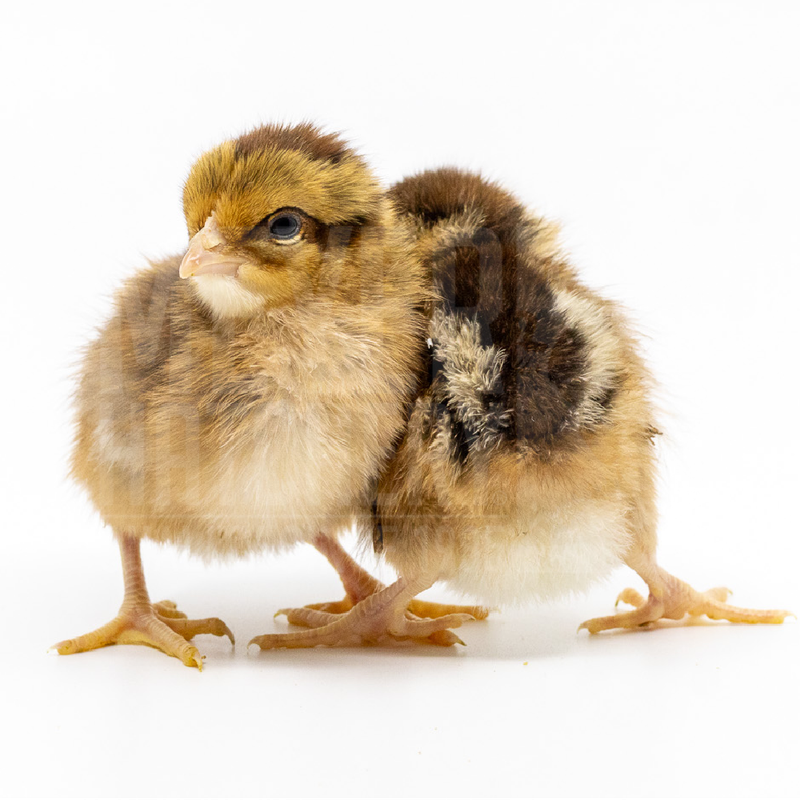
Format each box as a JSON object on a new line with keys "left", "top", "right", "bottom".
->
{"left": 1, "top": 2, "right": 798, "bottom": 798}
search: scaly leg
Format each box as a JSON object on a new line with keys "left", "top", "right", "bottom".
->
{"left": 302, "top": 533, "right": 489, "bottom": 620}
{"left": 54, "top": 535, "right": 234, "bottom": 669}
{"left": 251, "top": 573, "right": 474, "bottom": 650}
{"left": 579, "top": 549, "right": 792, "bottom": 634}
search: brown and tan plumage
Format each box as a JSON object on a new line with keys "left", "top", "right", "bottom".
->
{"left": 255, "top": 167, "right": 791, "bottom": 649}
{"left": 56, "top": 123, "right": 476, "bottom": 668}
{"left": 57, "top": 127, "right": 789, "bottom": 664}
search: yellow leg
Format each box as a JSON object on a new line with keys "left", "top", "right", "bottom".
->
{"left": 302, "top": 533, "right": 489, "bottom": 620}
{"left": 580, "top": 551, "right": 792, "bottom": 634}
{"left": 54, "top": 535, "right": 234, "bottom": 669}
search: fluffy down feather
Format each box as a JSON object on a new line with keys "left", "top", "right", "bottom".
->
{"left": 376, "top": 168, "right": 658, "bottom": 602}
{"left": 71, "top": 124, "right": 425, "bottom": 559}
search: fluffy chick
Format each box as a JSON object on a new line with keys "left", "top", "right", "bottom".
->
{"left": 257, "top": 168, "right": 790, "bottom": 649}
{"left": 55, "top": 123, "right": 431, "bottom": 668}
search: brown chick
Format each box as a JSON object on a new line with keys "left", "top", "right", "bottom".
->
{"left": 55, "top": 123, "right": 466, "bottom": 668}
{"left": 255, "top": 168, "right": 791, "bottom": 649}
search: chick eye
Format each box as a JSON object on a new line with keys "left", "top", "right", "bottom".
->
{"left": 268, "top": 213, "right": 302, "bottom": 240}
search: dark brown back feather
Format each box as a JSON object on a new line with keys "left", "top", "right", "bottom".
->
{"left": 392, "top": 168, "right": 596, "bottom": 457}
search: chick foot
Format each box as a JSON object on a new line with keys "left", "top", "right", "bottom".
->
{"left": 55, "top": 600, "right": 233, "bottom": 669}
{"left": 305, "top": 533, "right": 489, "bottom": 620}
{"left": 54, "top": 535, "right": 233, "bottom": 669}
{"left": 251, "top": 575, "right": 474, "bottom": 650}
{"left": 579, "top": 558, "right": 792, "bottom": 634}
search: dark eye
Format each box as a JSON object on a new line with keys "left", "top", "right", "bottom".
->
{"left": 268, "top": 212, "right": 302, "bottom": 240}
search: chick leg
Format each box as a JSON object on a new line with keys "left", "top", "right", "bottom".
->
{"left": 303, "top": 533, "right": 489, "bottom": 620}
{"left": 54, "top": 535, "right": 234, "bottom": 669}
{"left": 251, "top": 573, "right": 474, "bottom": 650}
{"left": 579, "top": 549, "right": 792, "bottom": 634}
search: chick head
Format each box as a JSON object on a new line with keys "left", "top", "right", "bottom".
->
{"left": 181, "top": 123, "right": 382, "bottom": 319}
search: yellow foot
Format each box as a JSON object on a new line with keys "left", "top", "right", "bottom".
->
{"left": 54, "top": 600, "right": 234, "bottom": 670}
{"left": 251, "top": 577, "right": 475, "bottom": 650}
{"left": 580, "top": 576, "right": 792, "bottom": 634}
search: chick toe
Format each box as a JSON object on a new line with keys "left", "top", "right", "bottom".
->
{"left": 614, "top": 588, "right": 647, "bottom": 608}
{"left": 158, "top": 613, "right": 235, "bottom": 645}
{"left": 303, "top": 599, "right": 356, "bottom": 614}
{"left": 278, "top": 606, "right": 341, "bottom": 628}
{"left": 152, "top": 600, "right": 188, "bottom": 619}
{"left": 407, "top": 598, "right": 490, "bottom": 621}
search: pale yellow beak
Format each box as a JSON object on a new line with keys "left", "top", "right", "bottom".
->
{"left": 179, "top": 214, "right": 248, "bottom": 279}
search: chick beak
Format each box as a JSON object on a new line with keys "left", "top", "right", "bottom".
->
{"left": 179, "top": 214, "right": 247, "bottom": 279}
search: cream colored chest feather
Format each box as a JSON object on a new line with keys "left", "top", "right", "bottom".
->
{"left": 204, "top": 402, "right": 353, "bottom": 521}
{"left": 182, "top": 369, "right": 383, "bottom": 545}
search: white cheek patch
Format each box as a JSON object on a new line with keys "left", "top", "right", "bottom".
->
{"left": 191, "top": 274, "right": 264, "bottom": 319}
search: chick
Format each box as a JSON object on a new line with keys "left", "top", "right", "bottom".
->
{"left": 55, "top": 123, "right": 447, "bottom": 668}
{"left": 255, "top": 167, "right": 791, "bottom": 649}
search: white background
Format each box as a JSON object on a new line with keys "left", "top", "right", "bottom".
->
{"left": 2, "top": 2, "right": 799, "bottom": 798}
